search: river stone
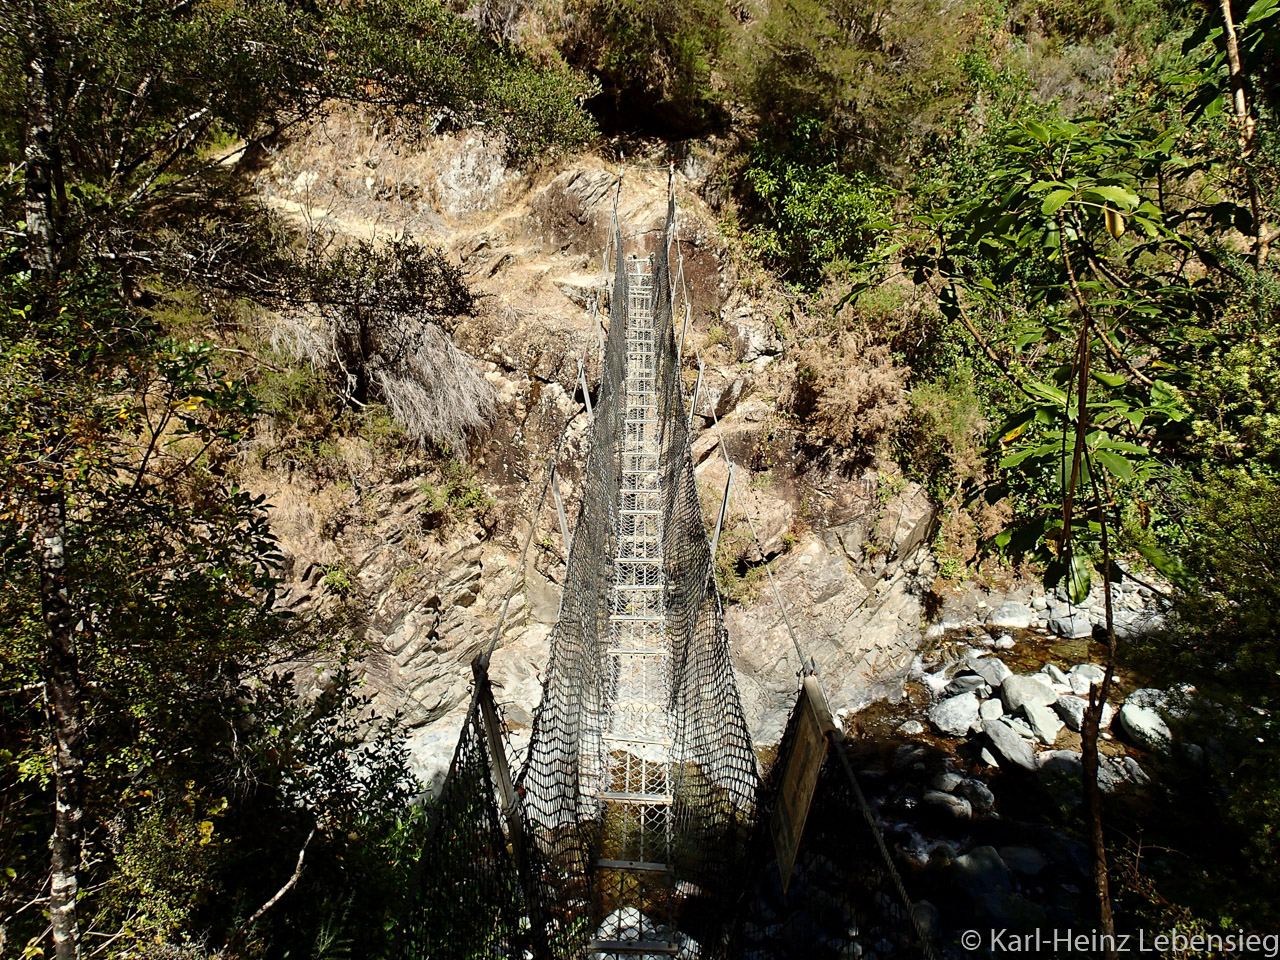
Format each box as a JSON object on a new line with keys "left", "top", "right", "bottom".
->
{"left": 995, "top": 634, "right": 1016, "bottom": 650}
{"left": 1068, "top": 673, "right": 1093, "bottom": 696}
{"left": 979, "top": 698, "right": 1005, "bottom": 722}
{"left": 1048, "top": 614, "right": 1093, "bottom": 639}
{"left": 968, "top": 655, "right": 1012, "bottom": 688}
{"left": 923, "top": 790, "right": 972, "bottom": 820}
{"left": 1001, "top": 675, "right": 1058, "bottom": 714}
{"left": 898, "top": 719, "right": 925, "bottom": 736}
{"left": 999, "top": 846, "right": 1048, "bottom": 876}
{"left": 985, "top": 719, "right": 1038, "bottom": 772}
{"left": 1024, "top": 702, "right": 1064, "bottom": 744}
{"left": 1071, "top": 663, "right": 1106, "bottom": 684}
{"left": 980, "top": 747, "right": 1000, "bottom": 767}
{"left": 1007, "top": 716, "right": 1035, "bottom": 739}
{"left": 944, "top": 673, "right": 990, "bottom": 697}
{"left": 987, "top": 601, "right": 1034, "bottom": 630}
{"left": 951, "top": 846, "right": 1011, "bottom": 897}
{"left": 931, "top": 771, "right": 964, "bottom": 793}
{"left": 957, "top": 778, "right": 996, "bottom": 814}
{"left": 1043, "top": 663, "right": 1069, "bottom": 684}
{"left": 1118, "top": 703, "right": 1173, "bottom": 753}
{"left": 1031, "top": 595, "right": 1048, "bottom": 611}
{"left": 928, "top": 691, "right": 981, "bottom": 736}
{"left": 1037, "top": 749, "right": 1082, "bottom": 779}
{"left": 1055, "top": 695, "right": 1088, "bottom": 731}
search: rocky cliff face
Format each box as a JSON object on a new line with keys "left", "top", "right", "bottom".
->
{"left": 250, "top": 114, "right": 944, "bottom": 789}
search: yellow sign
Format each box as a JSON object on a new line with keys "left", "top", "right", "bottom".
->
{"left": 770, "top": 676, "right": 839, "bottom": 893}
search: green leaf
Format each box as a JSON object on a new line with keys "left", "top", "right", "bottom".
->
{"left": 1026, "top": 380, "right": 1068, "bottom": 405}
{"left": 1245, "top": 0, "right": 1277, "bottom": 25}
{"left": 1093, "top": 449, "right": 1134, "bottom": 480}
{"left": 1084, "top": 185, "right": 1140, "bottom": 210}
{"left": 1040, "top": 188, "right": 1074, "bottom": 215}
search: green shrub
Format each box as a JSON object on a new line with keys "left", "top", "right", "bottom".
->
{"left": 741, "top": 120, "right": 893, "bottom": 288}
{"left": 555, "top": 0, "right": 726, "bottom": 133}
{"left": 418, "top": 460, "right": 494, "bottom": 537}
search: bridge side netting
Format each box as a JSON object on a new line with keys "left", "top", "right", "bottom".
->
{"left": 398, "top": 681, "right": 527, "bottom": 960}
{"left": 652, "top": 193, "right": 759, "bottom": 936}
{"left": 518, "top": 185, "right": 759, "bottom": 955}
{"left": 725, "top": 693, "right": 933, "bottom": 960}
{"left": 514, "top": 217, "right": 629, "bottom": 953}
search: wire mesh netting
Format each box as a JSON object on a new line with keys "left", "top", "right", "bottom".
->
{"left": 724, "top": 694, "right": 935, "bottom": 960}
{"left": 397, "top": 668, "right": 532, "bottom": 960}
{"left": 518, "top": 185, "right": 760, "bottom": 959}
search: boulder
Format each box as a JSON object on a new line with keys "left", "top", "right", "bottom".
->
{"left": 951, "top": 846, "right": 1011, "bottom": 898}
{"left": 944, "top": 674, "right": 990, "bottom": 698}
{"left": 999, "top": 846, "right": 1048, "bottom": 877}
{"left": 1043, "top": 663, "right": 1068, "bottom": 684}
{"left": 1118, "top": 703, "right": 1173, "bottom": 753}
{"left": 923, "top": 790, "right": 972, "bottom": 820}
{"left": 1070, "top": 663, "right": 1106, "bottom": 685}
{"left": 1001, "top": 675, "right": 1058, "bottom": 714}
{"left": 928, "top": 692, "right": 981, "bottom": 736}
{"left": 1023, "top": 702, "right": 1064, "bottom": 745}
{"left": 956, "top": 778, "right": 996, "bottom": 814}
{"left": 1048, "top": 614, "right": 1093, "bottom": 639}
{"left": 1007, "top": 716, "right": 1036, "bottom": 739}
{"left": 987, "top": 601, "right": 1034, "bottom": 630}
{"left": 979, "top": 698, "right": 1005, "bottom": 722}
{"left": 984, "top": 719, "right": 1038, "bottom": 772}
{"left": 967, "top": 655, "right": 1012, "bottom": 688}
{"left": 931, "top": 771, "right": 964, "bottom": 793}
{"left": 1054, "top": 695, "right": 1088, "bottom": 732}
{"left": 1037, "top": 750, "right": 1082, "bottom": 779}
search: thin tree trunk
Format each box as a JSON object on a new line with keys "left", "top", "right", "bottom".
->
{"left": 1217, "top": 0, "right": 1272, "bottom": 266}
{"left": 1082, "top": 462, "right": 1120, "bottom": 960}
{"left": 25, "top": 3, "right": 83, "bottom": 958}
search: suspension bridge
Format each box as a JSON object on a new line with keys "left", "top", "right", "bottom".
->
{"left": 396, "top": 175, "right": 933, "bottom": 960}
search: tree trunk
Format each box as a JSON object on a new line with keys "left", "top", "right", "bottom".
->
{"left": 1217, "top": 0, "right": 1272, "bottom": 266}
{"left": 25, "top": 3, "right": 84, "bottom": 958}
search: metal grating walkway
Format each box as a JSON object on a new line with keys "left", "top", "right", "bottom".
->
{"left": 588, "top": 255, "right": 677, "bottom": 958}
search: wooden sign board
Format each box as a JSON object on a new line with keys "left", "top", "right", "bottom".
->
{"left": 771, "top": 676, "right": 839, "bottom": 893}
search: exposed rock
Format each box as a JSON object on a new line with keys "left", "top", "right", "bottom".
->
{"left": 931, "top": 771, "right": 964, "bottom": 793}
{"left": 944, "top": 674, "right": 990, "bottom": 697}
{"left": 725, "top": 312, "right": 782, "bottom": 364}
{"left": 999, "top": 846, "right": 1048, "bottom": 876}
{"left": 967, "top": 655, "right": 1012, "bottom": 688}
{"left": 987, "top": 602, "right": 1034, "bottom": 630}
{"left": 1071, "top": 663, "right": 1106, "bottom": 685}
{"left": 923, "top": 790, "right": 972, "bottom": 820}
{"left": 898, "top": 719, "right": 925, "bottom": 736}
{"left": 956, "top": 778, "right": 996, "bottom": 814}
{"left": 1054, "top": 695, "right": 1088, "bottom": 732}
{"left": 995, "top": 635, "right": 1016, "bottom": 650}
{"left": 1007, "top": 717, "right": 1035, "bottom": 739}
{"left": 928, "top": 692, "right": 981, "bottom": 736}
{"left": 951, "top": 846, "right": 1011, "bottom": 897}
{"left": 1023, "top": 702, "right": 1064, "bottom": 744}
{"left": 1001, "top": 675, "right": 1058, "bottom": 714}
{"left": 1118, "top": 703, "right": 1173, "bottom": 753}
{"left": 1037, "top": 750, "right": 1082, "bottom": 780}
{"left": 1042, "top": 663, "right": 1068, "bottom": 684}
{"left": 984, "top": 719, "right": 1038, "bottom": 772}
{"left": 1048, "top": 614, "right": 1093, "bottom": 639}
{"left": 979, "top": 698, "right": 1005, "bottom": 722}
